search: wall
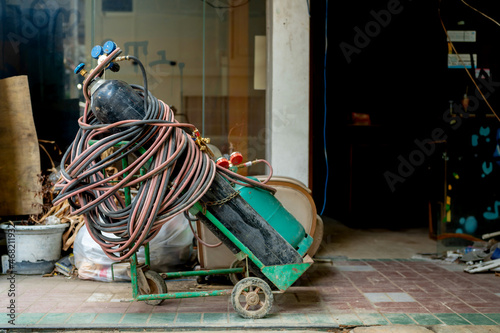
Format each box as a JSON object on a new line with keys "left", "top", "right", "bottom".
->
{"left": 85, "top": 0, "right": 267, "bottom": 164}
{"left": 267, "top": 0, "right": 310, "bottom": 187}
{"left": 86, "top": 0, "right": 224, "bottom": 110}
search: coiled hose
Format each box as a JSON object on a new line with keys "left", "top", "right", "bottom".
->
{"left": 53, "top": 48, "right": 275, "bottom": 261}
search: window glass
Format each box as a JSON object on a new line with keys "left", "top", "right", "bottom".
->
{"left": 1, "top": 0, "right": 266, "bottom": 174}
{"left": 0, "top": 0, "right": 85, "bottom": 149}
{"left": 90, "top": 0, "right": 266, "bottom": 173}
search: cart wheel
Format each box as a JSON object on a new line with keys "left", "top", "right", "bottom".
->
{"left": 142, "top": 270, "right": 167, "bottom": 306}
{"left": 197, "top": 275, "right": 207, "bottom": 284}
{"left": 229, "top": 259, "right": 248, "bottom": 286}
{"left": 231, "top": 277, "right": 273, "bottom": 319}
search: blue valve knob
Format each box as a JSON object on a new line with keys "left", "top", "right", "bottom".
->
{"left": 91, "top": 45, "right": 103, "bottom": 59}
{"left": 74, "top": 63, "right": 86, "bottom": 75}
{"left": 103, "top": 40, "right": 117, "bottom": 54}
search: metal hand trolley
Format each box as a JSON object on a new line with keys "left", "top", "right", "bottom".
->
{"left": 126, "top": 171, "right": 314, "bottom": 319}
{"left": 68, "top": 41, "right": 314, "bottom": 319}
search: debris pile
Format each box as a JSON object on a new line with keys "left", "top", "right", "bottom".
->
{"left": 452, "top": 234, "right": 500, "bottom": 274}
{"left": 413, "top": 232, "right": 500, "bottom": 275}
{"left": 458, "top": 237, "right": 500, "bottom": 273}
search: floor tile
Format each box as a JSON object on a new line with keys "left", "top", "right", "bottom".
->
{"left": 460, "top": 313, "right": 498, "bottom": 325}
{"left": 333, "top": 313, "right": 363, "bottom": 325}
{"left": 49, "top": 303, "right": 83, "bottom": 313}
{"left": 86, "top": 292, "right": 114, "bottom": 302}
{"left": 280, "top": 313, "right": 309, "bottom": 324}
{"left": 229, "top": 312, "right": 248, "bottom": 323}
{"left": 120, "top": 312, "right": 150, "bottom": 324}
{"left": 357, "top": 313, "right": 389, "bottom": 325}
{"left": 24, "top": 301, "right": 55, "bottom": 312}
{"left": 126, "top": 301, "right": 154, "bottom": 313}
{"left": 78, "top": 302, "right": 130, "bottom": 313}
{"left": 93, "top": 313, "right": 124, "bottom": 324}
{"left": 408, "top": 313, "right": 443, "bottom": 325}
{"left": 175, "top": 312, "right": 202, "bottom": 324}
{"left": 66, "top": 312, "right": 97, "bottom": 324}
{"left": 15, "top": 313, "right": 45, "bottom": 326}
{"left": 434, "top": 313, "right": 471, "bottom": 325}
{"left": 253, "top": 313, "right": 282, "bottom": 325}
{"left": 37, "top": 313, "right": 71, "bottom": 325}
{"left": 387, "top": 292, "right": 416, "bottom": 302}
{"left": 384, "top": 313, "right": 417, "bottom": 325}
{"left": 148, "top": 312, "right": 175, "bottom": 325}
{"left": 307, "top": 313, "right": 336, "bottom": 324}
{"left": 5, "top": 259, "right": 500, "bottom": 329}
{"left": 335, "top": 265, "right": 376, "bottom": 272}
{"left": 484, "top": 313, "right": 500, "bottom": 324}
{"left": 202, "top": 312, "right": 228, "bottom": 324}
{"left": 364, "top": 293, "right": 392, "bottom": 303}
{"left": 0, "top": 315, "right": 13, "bottom": 326}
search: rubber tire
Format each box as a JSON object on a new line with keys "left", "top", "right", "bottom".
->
{"left": 197, "top": 275, "right": 207, "bottom": 284}
{"left": 142, "top": 270, "right": 167, "bottom": 306}
{"left": 229, "top": 258, "right": 252, "bottom": 286}
{"left": 231, "top": 277, "right": 273, "bottom": 319}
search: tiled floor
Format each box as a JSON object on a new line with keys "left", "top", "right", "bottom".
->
{"left": 1, "top": 258, "right": 500, "bottom": 330}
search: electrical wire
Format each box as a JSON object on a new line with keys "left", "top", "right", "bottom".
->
{"left": 184, "top": 211, "right": 223, "bottom": 248}
{"left": 320, "top": 0, "right": 329, "bottom": 216}
{"left": 438, "top": 2, "right": 500, "bottom": 122}
{"left": 461, "top": 0, "right": 500, "bottom": 27}
{"left": 54, "top": 52, "right": 276, "bottom": 261}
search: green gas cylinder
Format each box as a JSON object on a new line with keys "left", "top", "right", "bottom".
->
{"left": 234, "top": 178, "right": 309, "bottom": 252}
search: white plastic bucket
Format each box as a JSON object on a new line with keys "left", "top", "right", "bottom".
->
{"left": 0, "top": 222, "right": 68, "bottom": 274}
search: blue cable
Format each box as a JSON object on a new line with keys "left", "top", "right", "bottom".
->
{"left": 320, "top": 0, "right": 329, "bottom": 216}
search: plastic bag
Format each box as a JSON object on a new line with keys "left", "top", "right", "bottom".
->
{"left": 140, "top": 215, "right": 195, "bottom": 272}
{"left": 74, "top": 214, "right": 194, "bottom": 282}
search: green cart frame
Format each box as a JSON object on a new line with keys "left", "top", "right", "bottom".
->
{"left": 126, "top": 199, "right": 313, "bottom": 319}
{"left": 105, "top": 141, "right": 313, "bottom": 319}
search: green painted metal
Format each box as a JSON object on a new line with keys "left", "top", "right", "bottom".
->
{"left": 136, "top": 289, "right": 232, "bottom": 301}
{"left": 130, "top": 253, "right": 139, "bottom": 299}
{"left": 190, "top": 202, "right": 265, "bottom": 269}
{"left": 105, "top": 142, "right": 253, "bottom": 303}
{"left": 119, "top": 149, "right": 311, "bottom": 303}
{"left": 163, "top": 267, "right": 243, "bottom": 278}
{"left": 296, "top": 234, "right": 313, "bottom": 257}
{"left": 144, "top": 243, "right": 150, "bottom": 267}
{"left": 261, "top": 261, "right": 313, "bottom": 291}
{"left": 235, "top": 178, "right": 308, "bottom": 251}
{"left": 110, "top": 261, "right": 121, "bottom": 281}
{"left": 235, "top": 251, "right": 246, "bottom": 261}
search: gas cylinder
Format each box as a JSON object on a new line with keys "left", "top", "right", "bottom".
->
{"left": 234, "top": 177, "right": 308, "bottom": 250}
{"left": 89, "top": 78, "right": 145, "bottom": 125}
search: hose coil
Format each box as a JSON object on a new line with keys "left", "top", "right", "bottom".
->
{"left": 54, "top": 49, "right": 275, "bottom": 261}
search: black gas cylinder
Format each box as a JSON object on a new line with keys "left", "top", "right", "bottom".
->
{"left": 197, "top": 173, "right": 303, "bottom": 267}
{"left": 90, "top": 79, "right": 145, "bottom": 125}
